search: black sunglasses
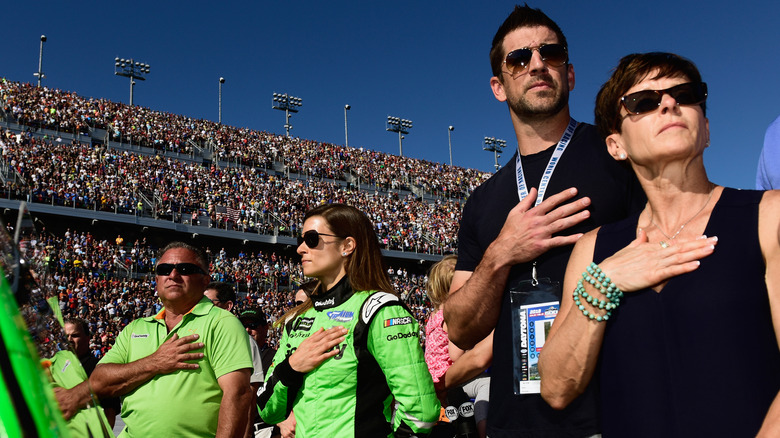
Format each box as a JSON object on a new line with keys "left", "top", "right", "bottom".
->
{"left": 155, "top": 263, "right": 206, "bottom": 276}
{"left": 297, "top": 230, "right": 345, "bottom": 248}
{"left": 242, "top": 321, "right": 262, "bottom": 330}
{"left": 295, "top": 300, "right": 305, "bottom": 306}
{"left": 621, "top": 82, "right": 707, "bottom": 115}
{"left": 503, "top": 44, "right": 568, "bottom": 76}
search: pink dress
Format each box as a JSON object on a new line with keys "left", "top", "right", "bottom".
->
{"left": 424, "top": 308, "right": 453, "bottom": 383}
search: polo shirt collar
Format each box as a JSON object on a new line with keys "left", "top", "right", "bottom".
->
{"left": 150, "top": 295, "right": 214, "bottom": 321}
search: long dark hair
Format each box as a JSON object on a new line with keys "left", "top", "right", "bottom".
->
{"left": 279, "top": 204, "right": 395, "bottom": 325}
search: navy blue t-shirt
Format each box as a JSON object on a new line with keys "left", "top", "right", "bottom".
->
{"left": 455, "top": 123, "right": 644, "bottom": 437}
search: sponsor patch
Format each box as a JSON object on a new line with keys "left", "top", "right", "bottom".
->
{"left": 292, "top": 317, "right": 315, "bottom": 332}
{"left": 314, "top": 297, "right": 335, "bottom": 307}
{"left": 327, "top": 310, "right": 354, "bottom": 322}
{"left": 386, "top": 331, "right": 419, "bottom": 341}
{"left": 383, "top": 316, "right": 413, "bottom": 328}
{"left": 61, "top": 359, "right": 71, "bottom": 373}
{"left": 131, "top": 333, "right": 149, "bottom": 338}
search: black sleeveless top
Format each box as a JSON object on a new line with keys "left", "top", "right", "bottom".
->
{"left": 593, "top": 188, "right": 780, "bottom": 437}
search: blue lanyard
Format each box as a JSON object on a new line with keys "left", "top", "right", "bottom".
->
{"left": 515, "top": 118, "right": 578, "bottom": 206}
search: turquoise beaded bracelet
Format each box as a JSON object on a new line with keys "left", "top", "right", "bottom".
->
{"left": 573, "top": 263, "right": 624, "bottom": 322}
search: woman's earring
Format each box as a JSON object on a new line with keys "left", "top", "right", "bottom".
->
{"left": 342, "top": 252, "right": 348, "bottom": 257}
{"left": 619, "top": 153, "right": 627, "bottom": 160}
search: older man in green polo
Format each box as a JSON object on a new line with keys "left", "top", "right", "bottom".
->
{"left": 91, "top": 242, "right": 253, "bottom": 437}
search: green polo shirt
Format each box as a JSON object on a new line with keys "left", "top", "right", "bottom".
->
{"left": 100, "top": 296, "right": 253, "bottom": 437}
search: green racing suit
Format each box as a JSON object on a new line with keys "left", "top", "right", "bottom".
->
{"left": 257, "top": 277, "right": 440, "bottom": 437}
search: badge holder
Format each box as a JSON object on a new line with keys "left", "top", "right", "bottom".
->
{"left": 509, "top": 262, "right": 561, "bottom": 395}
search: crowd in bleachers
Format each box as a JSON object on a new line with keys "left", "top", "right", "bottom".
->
{"left": 0, "top": 130, "right": 461, "bottom": 253}
{"left": 0, "top": 79, "right": 489, "bottom": 199}
{"left": 18, "top": 226, "right": 434, "bottom": 361}
{"left": 0, "top": 79, "right": 485, "bottom": 254}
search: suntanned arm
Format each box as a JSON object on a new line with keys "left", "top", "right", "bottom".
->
{"left": 90, "top": 333, "right": 204, "bottom": 398}
{"left": 216, "top": 368, "right": 253, "bottom": 438}
{"left": 53, "top": 381, "right": 92, "bottom": 420}
{"left": 54, "top": 381, "right": 118, "bottom": 427}
{"left": 537, "top": 232, "right": 604, "bottom": 409}
{"left": 757, "top": 191, "right": 780, "bottom": 437}
{"left": 444, "top": 187, "right": 591, "bottom": 349}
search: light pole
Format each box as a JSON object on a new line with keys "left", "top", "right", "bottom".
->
{"left": 344, "top": 104, "right": 351, "bottom": 148}
{"left": 447, "top": 125, "right": 454, "bottom": 166}
{"left": 219, "top": 77, "right": 225, "bottom": 124}
{"left": 114, "top": 58, "right": 151, "bottom": 106}
{"left": 386, "top": 116, "right": 413, "bottom": 157}
{"left": 272, "top": 93, "right": 302, "bottom": 137}
{"left": 483, "top": 137, "right": 507, "bottom": 171}
{"left": 33, "top": 35, "right": 47, "bottom": 87}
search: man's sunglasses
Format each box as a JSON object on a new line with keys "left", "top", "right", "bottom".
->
{"left": 621, "top": 82, "right": 707, "bottom": 115}
{"left": 242, "top": 321, "right": 262, "bottom": 330}
{"left": 503, "top": 44, "right": 568, "bottom": 76}
{"left": 155, "top": 263, "right": 206, "bottom": 276}
{"left": 297, "top": 230, "right": 345, "bottom": 248}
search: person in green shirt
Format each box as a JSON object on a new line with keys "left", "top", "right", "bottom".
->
{"left": 91, "top": 241, "right": 254, "bottom": 437}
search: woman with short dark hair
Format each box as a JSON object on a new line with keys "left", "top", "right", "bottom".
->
{"left": 539, "top": 52, "right": 780, "bottom": 437}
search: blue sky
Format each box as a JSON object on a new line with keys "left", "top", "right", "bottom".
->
{"left": 2, "top": 1, "right": 778, "bottom": 189}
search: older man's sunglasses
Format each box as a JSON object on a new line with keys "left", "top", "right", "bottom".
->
{"left": 621, "top": 82, "right": 707, "bottom": 115}
{"left": 155, "top": 263, "right": 206, "bottom": 276}
{"left": 503, "top": 44, "right": 568, "bottom": 76}
{"left": 297, "top": 230, "right": 345, "bottom": 248}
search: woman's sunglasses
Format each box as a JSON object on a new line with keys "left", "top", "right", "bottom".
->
{"left": 502, "top": 44, "right": 568, "bottom": 76}
{"left": 297, "top": 230, "right": 345, "bottom": 248}
{"left": 155, "top": 263, "right": 206, "bottom": 276}
{"left": 621, "top": 82, "right": 707, "bottom": 115}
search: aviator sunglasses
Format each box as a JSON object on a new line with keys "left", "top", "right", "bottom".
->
{"left": 155, "top": 263, "right": 206, "bottom": 276}
{"left": 503, "top": 44, "right": 568, "bottom": 76}
{"left": 297, "top": 230, "right": 346, "bottom": 248}
{"left": 621, "top": 82, "right": 708, "bottom": 115}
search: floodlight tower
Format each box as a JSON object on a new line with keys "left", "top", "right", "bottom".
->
{"left": 114, "top": 58, "right": 151, "bottom": 106}
{"left": 344, "top": 104, "right": 351, "bottom": 148}
{"left": 272, "top": 93, "right": 302, "bottom": 137}
{"left": 447, "top": 125, "right": 455, "bottom": 166}
{"left": 483, "top": 137, "right": 507, "bottom": 171}
{"left": 33, "top": 35, "right": 47, "bottom": 87}
{"left": 219, "top": 77, "right": 225, "bottom": 124}
{"left": 386, "top": 116, "right": 413, "bottom": 157}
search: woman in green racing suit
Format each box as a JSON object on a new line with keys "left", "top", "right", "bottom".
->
{"left": 257, "top": 203, "right": 440, "bottom": 437}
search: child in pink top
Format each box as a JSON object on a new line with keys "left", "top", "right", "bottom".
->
{"left": 424, "top": 255, "right": 491, "bottom": 438}
{"left": 425, "top": 307, "right": 453, "bottom": 384}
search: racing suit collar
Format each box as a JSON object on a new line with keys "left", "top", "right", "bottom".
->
{"left": 312, "top": 276, "right": 354, "bottom": 311}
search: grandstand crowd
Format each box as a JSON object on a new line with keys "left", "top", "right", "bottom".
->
{"left": 0, "top": 79, "right": 490, "bottom": 255}
{"left": 20, "top": 225, "right": 434, "bottom": 362}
